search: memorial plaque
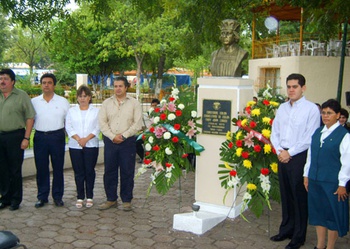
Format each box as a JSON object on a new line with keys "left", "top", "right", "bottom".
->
{"left": 202, "top": 99, "right": 231, "bottom": 135}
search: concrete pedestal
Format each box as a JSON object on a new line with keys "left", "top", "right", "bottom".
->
{"left": 173, "top": 77, "right": 253, "bottom": 233}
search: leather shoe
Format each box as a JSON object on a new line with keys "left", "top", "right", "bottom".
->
{"left": 54, "top": 199, "right": 64, "bottom": 207}
{"left": 9, "top": 205, "right": 19, "bottom": 211}
{"left": 0, "top": 202, "right": 10, "bottom": 209}
{"left": 270, "top": 234, "right": 292, "bottom": 242}
{"left": 285, "top": 241, "right": 304, "bottom": 249}
{"left": 35, "top": 200, "right": 48, "bottom": 208}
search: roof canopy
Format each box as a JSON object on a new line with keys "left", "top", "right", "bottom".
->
{"left": 253, "top": 3, "right": 302, "bottom": 22}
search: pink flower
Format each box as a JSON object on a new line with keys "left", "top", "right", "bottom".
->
{"left": 154, "top": 126, "right": 166, "bottom": 138}
{"left": 186, "top": 128, "right": 196, "bottom": 138}
{"left": 167, "top": 102, "right": 176, "bottom": 112}
{"left": 243, "top": 132, "right": 254, "bottom": 148}
{"left": 188, "top": 120, "right": 196, "bottom": 128}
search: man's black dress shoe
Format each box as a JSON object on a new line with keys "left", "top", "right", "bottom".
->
{"left": 9, "top": 205, "right": 19, "bottom": 211}
{"left": 0, "top": 202, "right": 10, "bottom": 209}
{"left": 35, "top": 200, "right": 48, "bottom": 208}
{"left": 54, "top": 199, "right": 64, "bottom": 207}
{"left": 270, "top": 234, "right": 292, "bottom": 242}
{"left": 285, "top": 241, "right": 304, "bottom": 249}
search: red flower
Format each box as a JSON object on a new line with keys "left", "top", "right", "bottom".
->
{"left": 228, "top": 142, "right": 233, "bottom": 149}
{"left": 174, "top": 123, "right": 181, "bottom": 130}
{"left": 249, "top": 121, "right": 257, "bottom": 128}
{"left": 175, "top": 110, "right": 182, "bottom": 116}
{"left": 254, "top": 144, "right": 261, "bottom": 152}
{"left": 245, "top": 106, "right": 251, "bottom": 114}
{"left": 152, "top": 145, "right": 160, "bottom": 151}
{"left": 181, "top": 153, "right": 188, "bottom": 158}
{"left": 149, "top": 127, "right": 155, "bottom": 133}
{"left": 236, "top": 120, "right": 242, "bottom": 127}
{"left": 154, "top": 107, "right": 160, "bottom": 113}
{"left": 261, "top": 168, "right": 269, "bottom": 175}
{"left": 143, "top": 159, "right": 152, "bottom": 164}
{"left": 169, "top": 97, "right": 175, "bottom": 102}
{"left": 242, "top": 151, "right": 249, "bottom": 159}
{"left": 165, "top": 162, "right": 172, "bottom": 168}
{"left": 269, "top": 119, "right": 274, "bottom": 125}
{"left": 145, "top": 152, "right": 150, "bottom": 156}
{"left": 142, "top": 134, "right": 146, "bottom": 140}
{"left": 172, "top": 136, "right": 179, "bottom": 143}
{"left": 263, "top": 100, "right": 270, "bottom": 106}
{"left": 229, "top": 170, "right": 237, "bottom": 177}
{"left": 236, "top": 140, "right": 243, "bottom": 147}
{"left": 272, "top": 147, "right": 276, "bottom": 154}
{"left": 160, "top": 113, "right": 167, "bottom": 120}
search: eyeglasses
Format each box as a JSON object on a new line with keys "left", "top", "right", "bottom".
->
{"left": 321, "top": 111, "right": 336, "bottom": 116}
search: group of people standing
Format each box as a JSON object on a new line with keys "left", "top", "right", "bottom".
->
{"left": 271, "top": 73, "right": 350, "bottom": 249}
{"left": 0, "top": 69, "right": 142, "bottom": 213}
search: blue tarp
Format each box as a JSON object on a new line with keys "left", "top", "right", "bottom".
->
{"left": 141, "top": 74, "right": 191, "bottom": 89}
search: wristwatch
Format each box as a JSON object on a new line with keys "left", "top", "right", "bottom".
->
{"left": 24, "top": 137, "right": 30, "bottom": 141}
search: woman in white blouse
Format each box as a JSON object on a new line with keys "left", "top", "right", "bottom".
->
{"left": 66, "top": 85, "right": 100, "bottom": 208}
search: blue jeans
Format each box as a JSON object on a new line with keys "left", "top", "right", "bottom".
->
{"left": 103, "top": 135, "right": 136, "bottom": 202}
{"left": 69, "top": 147, "right": 98, "bottom": 200}
{"left": 34, "top": 129, "right": 66, "bottom": 201}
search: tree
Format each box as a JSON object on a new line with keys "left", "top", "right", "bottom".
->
{"left": 3, "top": 26, "right": 51, "bottom": 78}
{"left": 0, "top": 11, "right": 10, "bottom": 63}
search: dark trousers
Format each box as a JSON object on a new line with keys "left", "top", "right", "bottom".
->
{"left": 278, "top": 150, "right": 308, "bottom": 243}
{"left": 34, "top": 129, "right": 65, "bottom": 201}
{"left": 0, "top": 129, "right": 25, "bottom": 205}
{"left": 136, "top": 138, "right": 144, "bottom": 160}
{"left": 69, "top": 147, "right": 98, "bottom": 200}
{"left": 103, "top": 135, "right": 136, "bottom": 202}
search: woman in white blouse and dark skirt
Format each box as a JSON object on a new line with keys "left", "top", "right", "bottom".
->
{"left": 304, "top": 99, "right": 350, "bottom": 249}
{"left": 66, "top": 85, "right": 100, "bottom": 208}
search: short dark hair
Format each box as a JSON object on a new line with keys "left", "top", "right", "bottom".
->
{"left": 340, "top": 108, "right": 349, "bottom": 119}
{"left": 151, "top": 98, "right": 160, "bottom": 105}
{"left": 40, "top": 73, "right": 57, "bottom": 85}
{"left": 0, "top": 68, "right": 16, "bottom": 82}
{"left": 77, "top": 85, "right": 92, "bottom": 104}
{"left": 114, "top": 76, "right": 130, "bottom": 88}
{"left": 321, "top": 99, "right": 341, "bottom": 113}
{"left": 286, "top": 73, "right": 306, "bottom": 87}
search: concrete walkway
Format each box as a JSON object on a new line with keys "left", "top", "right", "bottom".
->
{"left": 0, "top": 162, "right": 349, "bottom": 249}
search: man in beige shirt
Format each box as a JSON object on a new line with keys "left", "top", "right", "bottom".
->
{"left": 98, "top": 76, "right": 142, "bottom": 211}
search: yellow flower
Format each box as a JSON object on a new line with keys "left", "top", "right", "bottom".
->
{"left": 251, "top": 109, "right": 261, "bottom": 116}
{"left": 236, "top": 148, "right": 243, "bottom": 157}
{"left": 269, "top": 101, "right": 279, "bottom": 107}
{"left": 241, "top": 119, "right": 248, "bottom": 127}
{"left": 264, "top": 144, "right": 272, "bottom": 154}
{"left": 261, "top": 129, "right": 271, "bottom": 139}
{"left": 247, "top": 183, "right": 257, "bottom": 191}
{"left": 246, "top": 101, "right": 256, "bottom": 107}
{"left": 262, "top": 117, "right": 271, "bottom": 124}
{"left": 226, "top": 131, "right": 232, "bottom": 140}
{"left": 224, "top": 162, "right": 233, "bottom": 170}
{"left": 243, "top": 159, "right": 252, "bottom": 169}
{"left": 270, "top": 162, "right": 278, "bottom": 173}
{"left": 236, "top": 131, "right": 242, "bottom": 140}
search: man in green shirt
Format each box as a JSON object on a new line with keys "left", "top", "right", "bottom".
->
{"left": 0, "top": 68, "right": 35, "bottom": 211}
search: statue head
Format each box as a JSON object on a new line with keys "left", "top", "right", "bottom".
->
{"left": 220, "top": 19, "right": 241, "bottom": 46}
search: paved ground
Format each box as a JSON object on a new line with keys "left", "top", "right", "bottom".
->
{"left": 1, "top": 162, "right": 349, "bottom": 249}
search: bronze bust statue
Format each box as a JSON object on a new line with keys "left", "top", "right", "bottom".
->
{"left": 210, "top": 19, "right": 248, "bottom": 77}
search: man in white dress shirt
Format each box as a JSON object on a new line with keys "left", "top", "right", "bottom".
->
{"left": 270, "top": 73, "right": 320, "bottom": 249}
{"left": 31, "top": 73, "right": 70, "bottom": 208}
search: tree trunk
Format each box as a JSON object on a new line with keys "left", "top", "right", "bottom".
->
{"left": 155, "top": 53, "right": 166, "bottom": 95}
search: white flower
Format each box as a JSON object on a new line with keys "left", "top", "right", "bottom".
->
{"left": 148, "top": 136, "right": 154, "bottom": 144}
{"left": 153, "top": 117, "right": 160, "bottom": 124}
{"left": 243, "top": 192, "right": 252, "bottom": 201}
{"left": 191, "top": 111, "right": 197, "bottom": 118}
{"left": 165, "top": 147, "right": 173, "bottom": 155}
{"left": 227, "top": 176, "right": 240, "bottom": 187}
{"left": 259, "top": 175, "right": 271, "bottom": 193}
{"left": 163, "top": 132, "right": 171, "bottom": 140}
{"left": 148, "top": 107, "right": 154, "bottom": 114}
{"left": 171, "top": 87, "right": 179, "bottom": 97}
{"left": 168, "top": 113, "right": 176, "bottom": 121}
{"left": 145, "top": 143, "right": 152, "bottom": 151}
{"left": 160, "top": 99, "right": 167, "bottom": 105}
{"left": 178, "top": 103, "right": 185, "bottom": 110}
{"left": 137, "top": 166, "right": 147, "bottom": 175}
{"left": 165, "top": 172, "right": 172, "bottom": 178}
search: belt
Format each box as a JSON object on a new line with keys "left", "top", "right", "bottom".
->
{"left": 35, "top": 128, "right": 64, "bottom": 135}
{"left": 0, "top": 128, "right": 25, "bottom": 135}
